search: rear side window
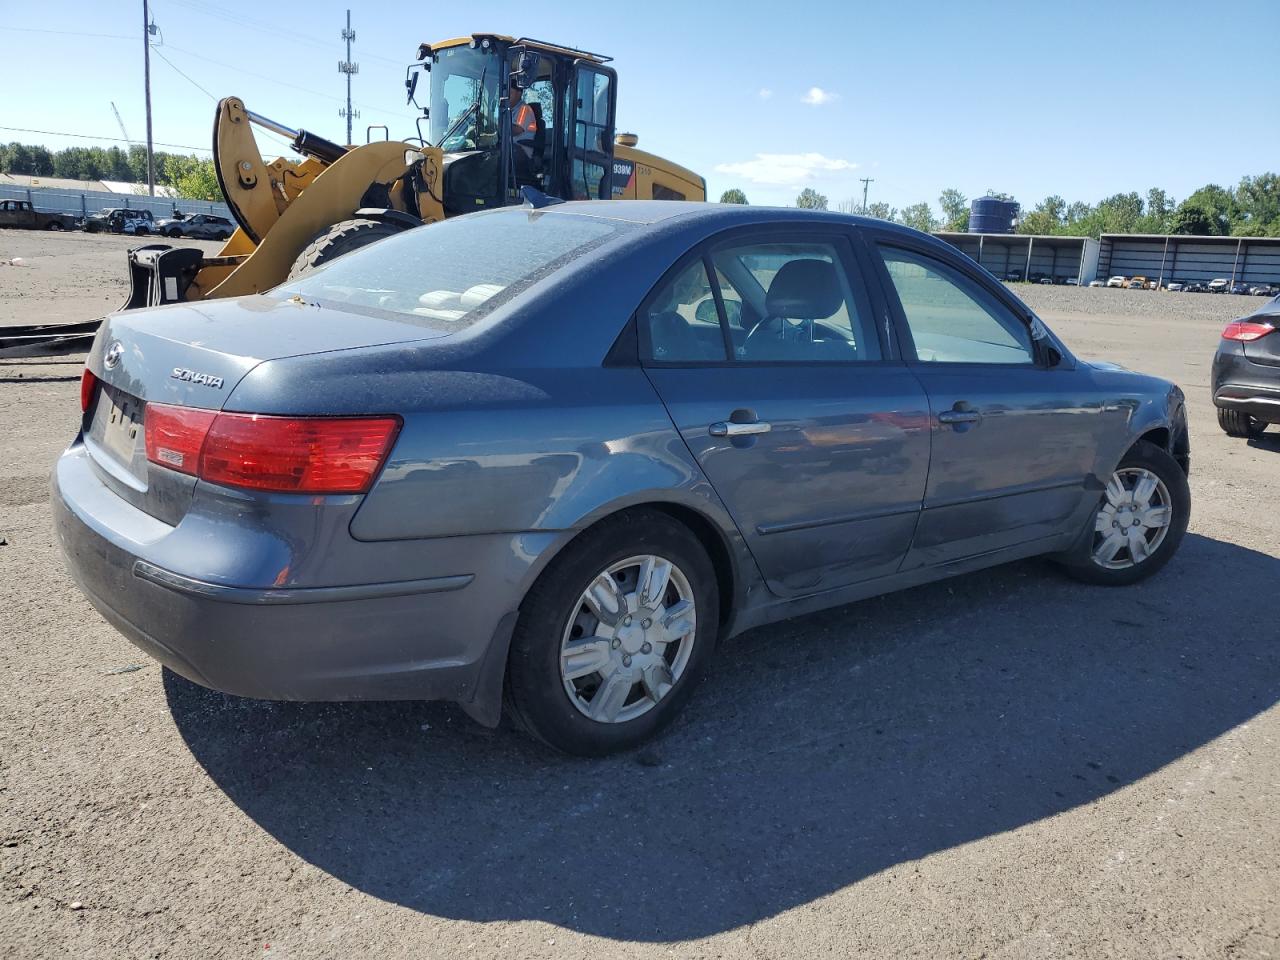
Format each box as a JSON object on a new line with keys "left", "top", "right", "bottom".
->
{"left": 642, "top": 259, "right": 727, "bottom": 362}
{"left": 878, "top": 246, "right": 1034, "bottom": 364}
{"left": 277, "top": 210, "right": 631, "bottom": 330}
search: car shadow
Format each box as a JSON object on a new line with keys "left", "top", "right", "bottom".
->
{"left": 165, "top": 532, "right": 1280, "bottom": 942}
{"left": 1247, "top": 432, "right": 1280, "bottom": 453}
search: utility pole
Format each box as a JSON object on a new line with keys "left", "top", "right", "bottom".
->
{"left": 142, "top": 0, "right": 155, "bottom": 195}
{"left": 338, "top": 9, "right": 359, "bottom": 145}
{"left": 860, "top": 177, "right": 874, "bottom": 214}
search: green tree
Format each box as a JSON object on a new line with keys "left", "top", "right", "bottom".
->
{"left": 1234, "top": 173, "right": 1280, "bottom": 236}
{"left": 938, "top": 188, "right": 968, "bottom": 231}
{"left": 795, "top": 187, "right": 828, "bottom": 210}
{"left": 1174, "top": 184, "right": 1235, "bottom": 235}
{"left": 899, "top": 202, "right": 939, "bottom": 233}
{"left": 1018, "top": 195, "right": 1066, "bottom": 234}
{"left": 719, "top": 188, "right": 748, "bottom": 204}
{"left": 164, "top": 154, "right": 222, "bottom": 201}
{"left": 866, "top": 201, "right": 897, "bottom": 222}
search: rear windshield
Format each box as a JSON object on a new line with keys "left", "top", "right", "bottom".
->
{"left": 274, "top": 209, "right": 631, "bottom": 329}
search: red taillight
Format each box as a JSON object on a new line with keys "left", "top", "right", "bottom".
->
{"left": 144, "top": 403, "right": 400, "bottom": 494}
{"left": 1222, "top": 321, "right": 1275, "bottom": 342}
{"left": 144, "top": 404, "right": 217, "bottom": 475}
{"left": 80, "top": 368, "right": 98, "bottom": 412}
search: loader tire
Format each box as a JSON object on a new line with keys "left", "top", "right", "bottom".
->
{"left": 287, "top": 218, "right": 405, "bottom": 280}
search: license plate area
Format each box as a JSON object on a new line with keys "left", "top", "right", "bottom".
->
{"left": 101, "top": 389, "right": 143, "bottom": 463}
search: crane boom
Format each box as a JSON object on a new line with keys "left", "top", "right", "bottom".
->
{"left": 110, "top": 101, "right": 133, "bottom": 146}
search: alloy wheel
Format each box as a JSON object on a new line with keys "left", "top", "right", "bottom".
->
{"left": 1091, "top": 467, "right": 1174, "bottom": 570}
{"left": 559, "top": 554, "right": 697, "bottom": 724}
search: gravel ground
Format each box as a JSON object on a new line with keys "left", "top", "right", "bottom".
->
{"left": 1, "top": 232, "right": 1277, "bottom": 959}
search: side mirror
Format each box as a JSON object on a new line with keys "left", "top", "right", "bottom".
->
{"left": 513, "top": 50, "right": 539, "bottom": 89}
{"left": 405, "top": 70, "right": 418, "bottom": 105}
{"left": 1044, "top": 344, "right": 1063, "bottom": 368}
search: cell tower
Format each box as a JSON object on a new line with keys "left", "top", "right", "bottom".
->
{"left": 338, "top": 9, "right": 359, "bottom": 145}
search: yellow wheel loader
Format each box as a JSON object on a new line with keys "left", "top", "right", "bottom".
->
{"left": 122, "top": 33, "right": 705, "bottom": 312}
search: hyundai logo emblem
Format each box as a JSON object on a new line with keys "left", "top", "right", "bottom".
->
{"left": 103, "top": 341, "right": 123, "bottom": 370}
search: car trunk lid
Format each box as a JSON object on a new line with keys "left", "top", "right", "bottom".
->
{"left": 83, "top": 294, "right": 449, "bottom": 524}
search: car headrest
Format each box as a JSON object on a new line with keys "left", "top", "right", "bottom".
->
{"left": 765, "top": 259, "right": 843, "bottom": 320}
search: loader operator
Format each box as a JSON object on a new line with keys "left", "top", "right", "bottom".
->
{"left": 508, "top": 78, "right": 542, "bottom": 185}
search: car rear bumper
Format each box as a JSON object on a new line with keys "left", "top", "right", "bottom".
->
{"left": 52, "top": 441, "right": 540, "bottom": 713}
{"left": 1211, "top": 348, "right": 1280, "bottom": 422}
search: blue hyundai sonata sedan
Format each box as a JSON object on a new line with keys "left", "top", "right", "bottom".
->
{"left": 54, "top": 202, "right": 1191, "bottom": 755}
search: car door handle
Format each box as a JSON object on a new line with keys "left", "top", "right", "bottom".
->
{"left": 709, "top": 420, "right": 772, "bottom": 437}
{"left": 937, "top": 408, "right": 982, "bottom": 425}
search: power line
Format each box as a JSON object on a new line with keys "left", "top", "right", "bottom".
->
{"left": 150, "top": 46, "right": 217, "bottom": 100}
{"left": 0, "top": 26, "right": 133, "bottom": 40}
{"left": 0, "top": 125, "right": 211, "bottom": 153}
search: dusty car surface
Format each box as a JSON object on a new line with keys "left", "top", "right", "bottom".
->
{"left": 53, "top": 202, "right": 1192, "bottom": 755}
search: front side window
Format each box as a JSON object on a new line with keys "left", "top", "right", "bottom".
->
{"left": 711, "top": 241, "right": 880, "bottom": 362}
{"left": 276, "top": 209, "right": 630, "bottom": 330}
{"left": 879, "top": 247, "right": 1035, "bottom": 364}
{"left": 429, "top": 45, "right": 502, "bottom": 152}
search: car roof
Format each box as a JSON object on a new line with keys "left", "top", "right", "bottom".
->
{"left": 537, "top": 199, "right": 924, "bottom": 238}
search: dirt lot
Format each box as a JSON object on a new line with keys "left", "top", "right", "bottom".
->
{"left": 1, "top": 231, "right": 1277, "bottom": 959}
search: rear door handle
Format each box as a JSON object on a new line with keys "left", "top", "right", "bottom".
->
{"left": 709, "top": 420, "right": 772, "bottom": 437}
{"left": 937, "top": 410, "right": 981, "bottom": 424}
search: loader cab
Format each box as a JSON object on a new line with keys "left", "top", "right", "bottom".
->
{"left": 419, "top": 35, "right": 617, "bottom": 215}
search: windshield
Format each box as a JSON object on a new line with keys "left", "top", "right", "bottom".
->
{"left": 275, "top": 210, "right": 633, "bottom": 330}
{"left": 429, "top": 45, "right": 502, "bottom": 152}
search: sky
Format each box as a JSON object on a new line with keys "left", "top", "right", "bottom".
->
{"left": 3, "top": 0, "right": 1278, "bottom": 214}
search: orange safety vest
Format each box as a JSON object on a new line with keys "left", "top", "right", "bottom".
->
{"left": 513, "top": 103, "right": 537, "bottom": 136}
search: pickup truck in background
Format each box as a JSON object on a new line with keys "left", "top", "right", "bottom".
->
{"left": 0, "top": 200, "right": 78, "bottom": 231}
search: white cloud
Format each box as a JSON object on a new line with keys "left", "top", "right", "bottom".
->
{"left": 758, "top": 88, "right": 773, "bottom": 100}
{"left": 713, "top": 152, "right": 857, "bottom": 186}
{"left": 801, "top": 87, "right": 839, "bottom": 106}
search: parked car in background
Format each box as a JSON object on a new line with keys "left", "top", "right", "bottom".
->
{"left": 1208, "top": 278, "right": 1231, "bottom": 293}
{"left": 1126, "top": 278, "right": 1147, "bottom": 289}
{"left": 1063, "top": 277, "right": 1079, "bottom": 286}
{"left": 1004, "top": 270, "right": 1023, "bottom": 282}
{"left": 1166, "top": 280, "right": 1186, "bottom": 292}
{"left": 82, "top": 208, "right": 155, "bottom": 235}
{"left": 1088, "top": 279, "right": 1106, "bottom": 288}
{"left": 1184, "top": 281, "right": 1208, "bottom": 293}
{"left": 1106, "top": 276, "right": 1128, "bottom": 288}
{"left": 54, "top": 202, "right": 1193, "bottom": 755}
{"left": 1248, "top": 284, "right": 1276, "bottom": 296}
{"left": 1230, "top": 282, "right": 1251, "bottom": 296}
{"left": 1028, "top": 272, "right": 1050, "bottom": 284}
{"left": 1212, "top": 295, "right": 1280, "bottom": 439}
{"left": 154, "top": 213, "right": 235, "bottom": 241}
{"left": 0, "top": 199, "right": 78, "bottom": 231}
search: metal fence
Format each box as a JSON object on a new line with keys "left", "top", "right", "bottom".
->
{"left": 0, "top": 183, "right": 232, "bottom": 221}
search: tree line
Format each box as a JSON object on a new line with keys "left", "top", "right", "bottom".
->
{"left": 720, "top": 174, "right": 1280, "bottom": 239}
{"left": 0, "top": 142, "right": 222, "bottom": 201}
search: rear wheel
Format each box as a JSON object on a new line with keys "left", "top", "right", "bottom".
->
{"left": 46, "top": 222, "right": 64, "bottom": 231}
{"left": 1217, "top": 406, "right": 1265, "bottom": 438}
{"left": 1058, "top": 440, "right": 1189, "bottom": 586}
{"left": 134, "top": 226, "right": 149, "bottom": 237}
{"left": 287, "top": 218, "right": 406, "bottom": 280}
{"left": 506, "top": 510, "right": 719, "bottom": 756}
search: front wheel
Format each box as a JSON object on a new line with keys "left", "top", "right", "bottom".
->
{"left": 1217, "top": 407, "right": 1265, "bottom": 439}
{"left": 133, "top": 226, "right": 149, "bottom": 237}
{"left": 46, "top": 222, "right": 64, "bottom": 231}
{"left": 1057, "top": 440, "right": 1189, "bottom": 586}
{"left": 506, "top": 510, "right": 719, "bottom": 756}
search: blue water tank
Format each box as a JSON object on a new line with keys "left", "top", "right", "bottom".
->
{"left": 969, "top": 197, "right": 1019, "bottom": 234}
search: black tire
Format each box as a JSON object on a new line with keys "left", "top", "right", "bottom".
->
{"left": 46, "top": 222, "right": 64, "bottom": 231}
{"left": 134, "top": 226, "right": 149, "bottom": 237}
{"left": 506, "top": 509, "right": 720, "bottom": 756}
{"left": 1057, "top": 439, "right": 1190, "bottom": 586}
{"left": 1217, "top": 406, "right": 1265, "bottom": 439}
{"left": 166, "top": 228, "right": 183, "bottom": 238}
{"left": 287, "top": 218, "right": 405, "bottom": 280}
